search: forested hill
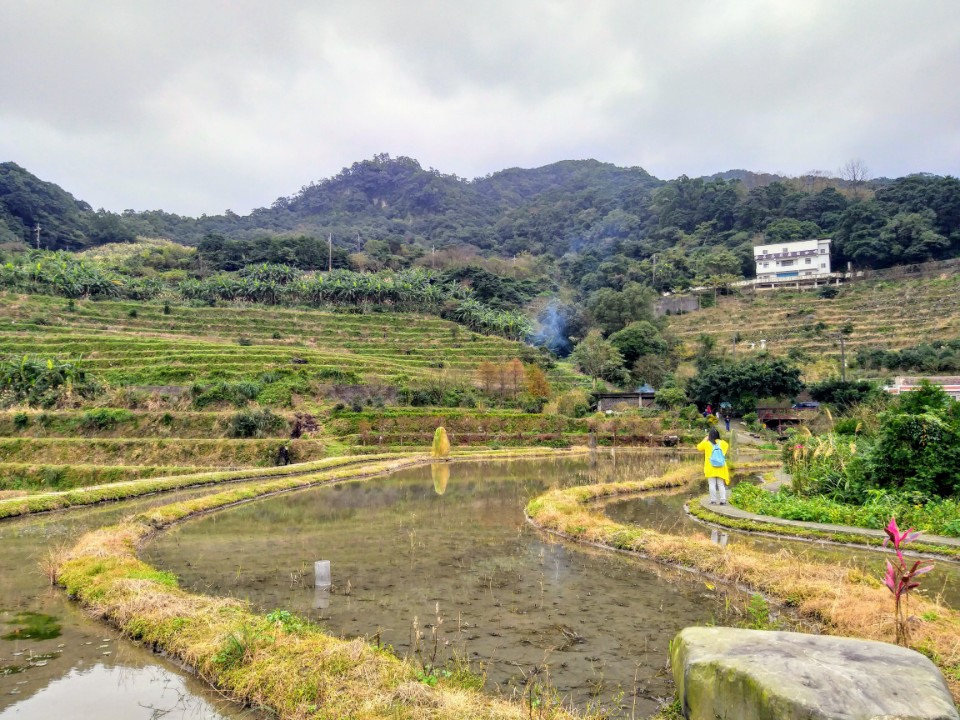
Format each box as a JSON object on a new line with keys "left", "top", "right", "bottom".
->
{"left": 2, "top": 156, "right": 959, "bottom": 296}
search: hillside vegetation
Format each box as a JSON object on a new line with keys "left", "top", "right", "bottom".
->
{"left": 0, "top": 291, "right": 600, "bottom": 490}
{"left": 665, "top": 272, "right": 960, "bottom": 379}
{"left": 4, "top": 157, "right": 958, "bottom": 309}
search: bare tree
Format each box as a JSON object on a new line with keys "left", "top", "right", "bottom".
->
{"left": 800, "top": 169, "right": 830, "bottom": 194}
{"left": 839, "top": 159, "right": 870, "bottom": 198}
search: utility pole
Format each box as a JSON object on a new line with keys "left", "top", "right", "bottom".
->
{"left": 327, "top": 233, "right": 332, "bottom": 272}
{"left": 833, "top": 331, "right": 847, "bottom": 382}
{"left": 34, "top": 223, "right": 41, "bottom": 249}
{"left": 839, "top": 333, "right": 847, "bottom": 383}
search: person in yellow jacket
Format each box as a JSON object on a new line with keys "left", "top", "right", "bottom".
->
{"left": 696, "top": 427, "right": 730, "bottom": 504}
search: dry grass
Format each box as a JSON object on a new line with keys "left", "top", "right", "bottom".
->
{"left": 526, "top": 462, "right": 960, "bottom": 699}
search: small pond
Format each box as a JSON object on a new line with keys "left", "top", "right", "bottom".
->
{"left": 145, "top": 452, "right": 754, "bottom": 716}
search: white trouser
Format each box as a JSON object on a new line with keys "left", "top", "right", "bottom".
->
{"left": 708, "top": 477, "right": 727, "bottom": 504}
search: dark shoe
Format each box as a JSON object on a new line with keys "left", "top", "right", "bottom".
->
{"left": 709, "top": 500, "right": 717, "bottom": 505}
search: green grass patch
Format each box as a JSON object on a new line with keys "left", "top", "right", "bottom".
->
{"left": 731, "top": 482, "right": 960, "bottom": 538}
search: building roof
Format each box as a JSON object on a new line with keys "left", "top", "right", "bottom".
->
{"left": 893, "top": 376, "right": 960, "bottom": 386}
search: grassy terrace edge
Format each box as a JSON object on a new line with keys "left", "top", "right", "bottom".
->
{"left": 523, "top": 462, "right": 960, "bottom": 699}
{"left": 0, "top": 447, "right": 581, "bottom": 519}
{"left": 686, "top": 500, "right": 960, "bottom": 559}
{"left": 54, "top": 449, "right": 595, "bottom": 720}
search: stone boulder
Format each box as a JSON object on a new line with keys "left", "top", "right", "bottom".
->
{"left": 671, "top": 627, "right": 959, "bottom": 720}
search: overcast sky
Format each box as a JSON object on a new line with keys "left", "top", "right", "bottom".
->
{"left": 1, "top": 0, "right": 957, "bottom": 216}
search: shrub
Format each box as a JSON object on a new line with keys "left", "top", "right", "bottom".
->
{"left": 808, "top": 378, "right": 881, "bottom": 411}
{"left": 316, "top": 368, "right": 361, "bottom": 384}
{"left": 654, "top": 386, "right": 687, "bottom": 409}
{"left": 79, "top": 408, "right": 134, "bottom": 431}
{"left": 192, "top": 381, "right": 261, "bottom": 409}
{"left": 817, "top": 285, "right": 839, "bottom": 299}
{"left": 833, "top": 418, "right": 861, "bottom": 436}
{"left": 12, "top": 412, "right": 30, "bottom": 430}
{"left": 0, "top": 356, "right": 102, "bottom": 409}
{"left": 553, "top": 389, "right": 592, "bottom": 418}
{"left": 228, "top": 409, "right": 287, "bottom": 438}
{"left": 237, "top": 337, "right": 253, "bottom": 346}
{"left": 864, "top": 383, "right": 960, "bottom": 497}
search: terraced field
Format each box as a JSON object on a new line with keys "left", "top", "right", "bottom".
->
{"left": 666, "top": 273, "right": 960, "bottom": 369}
{"left": 0, "top": 292, "right": 591, "bottom": 490}
{"left": 0, "top": 292, "right": 583, "bottom": 386}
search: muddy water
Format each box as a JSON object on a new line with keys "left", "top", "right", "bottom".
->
{"left": 145, "top": 452, "right": 750, "bottom": 717}
{"left": 604, "top": 479, "right": 960, "bottom": 609}
{"left": 0, "top": 487, "right": 258, "bottom": 719}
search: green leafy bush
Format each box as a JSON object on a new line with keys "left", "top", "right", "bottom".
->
{"left": 228, "top": 409, "right": 287, "bottom": 438}
{"left": 732, "top": 482, "right": 960, "bottom": 537}
{"left": 808, "top": 378, "right": 882, "bottom": 411}
{"left": 865, "top": 386, "right": 960, "bottom": 497}
{"left": 0, "top": 356, "right": 102, "bottom": 409}
{"left": 192, "top": 381, "right": 261, "bottom": 409}
{"left": 79, "top": 408, "right": 134, "bottom": 431}
{"left": 654, "top": 386, "right": 687, "bottom": 409}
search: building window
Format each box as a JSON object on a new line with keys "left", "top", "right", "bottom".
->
{"left": 805, "top": 258, "right": 812, "bottom": 264}
{"left": 782, "top": 247, "right": 788, "bottom": 253}
{"left": 781, "top": 259, "right": 795, "bottom": 267}
{"left": 762, "top": 262, "right": 768, "bottom": 268}
{"left": 821, "top": 263, "right": 826, "bottom": 268}
{"left": 820, "top": 248, "right": 826, "bottom": 254}
{"left": 762, "top": 248, "right": 768, "bottom": 254}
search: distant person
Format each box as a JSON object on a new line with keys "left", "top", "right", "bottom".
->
{"left": 724, "top": 413, "right": 731, "bottom": 432}
{"left": 697, "top": 427, "right": 730, "bottom": 505}
{"left": 704, "top": 403, "right": 713, "bottom": 418}
{"left": 277, "top": 444, "right": 290, "bottom": 466}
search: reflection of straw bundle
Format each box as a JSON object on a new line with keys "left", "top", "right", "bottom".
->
{"left": 431, "top": 463, "right": 449, "bottom": 495}
{"left": 431, "top": 427, "right": 450, "bottom": 458}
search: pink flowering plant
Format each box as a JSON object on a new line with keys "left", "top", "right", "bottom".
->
{"left": 882, "top": 516, "right": 934, "bottom": 645}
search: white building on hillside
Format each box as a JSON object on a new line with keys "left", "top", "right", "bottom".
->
{"left": 754, "top": 239, "right": 832, "bottom": 284}
{"left": 887, "top": 376, "right": 960, "bottom": 401}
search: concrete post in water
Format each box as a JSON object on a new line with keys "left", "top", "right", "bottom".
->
{"left": 315, "top": 560, "right": 331, "bottom": 588}
{"left": 314, "top": 560, "right": 332, "bottom": 609}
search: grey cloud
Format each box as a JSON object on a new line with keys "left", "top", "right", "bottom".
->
{"left": 0, "top": 0, "right": 956, "bottom": 215}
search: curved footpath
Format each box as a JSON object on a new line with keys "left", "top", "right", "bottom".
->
{"left": 688, "top": 445, "right": 960, "bottom": 556}
{"left": 696, "top": 493, "right": 960, "bottom": 551}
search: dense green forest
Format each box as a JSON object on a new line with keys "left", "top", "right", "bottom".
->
{"left": 4, "top": 156, "right": 958, "bottom": 286}
{"left": 2, "top": 155, "right": 959, "bottom": 365}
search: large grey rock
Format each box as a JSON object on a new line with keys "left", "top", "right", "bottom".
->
{"left": 671, "top": 627, "right": 959, "bottom": 720}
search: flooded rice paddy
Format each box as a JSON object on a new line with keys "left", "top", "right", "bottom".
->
{"left": 144, "top": 452, "right": 752, "bottom": 716}
{"left": 6, "top": 450, "right": 959, "bottom": 718}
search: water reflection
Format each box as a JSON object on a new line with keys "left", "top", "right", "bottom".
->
{"left": 0, "top": 485, "right": 260, "bottom": 718}
{"left": 145, "top": 453, "right": 745, "bottom": 717}
{"left": 431, "top": 462, "right": 449, "bottom": 495}
{"left": 710, "top": 529, "right": 729, "bottom": 548}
